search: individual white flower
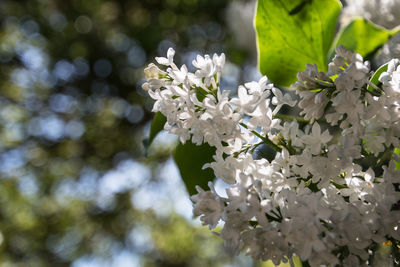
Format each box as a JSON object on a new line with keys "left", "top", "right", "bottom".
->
{"left": 291, "top": 151, "right": 312, "bottom": 178}
{"left": 297, "top": 90, "right": 329, "bottom": 120}
{"left": 169, "top": 64, "right": 189, "bottom": 86}
{"left": 291, "top": 64, "right": 333, "bottom": 91}
{"left": 295, "top": 192, "right": 332, "bottom": 222}
{"left": 144, "top": 63, "right": 166, "bottom": 79}
{"left": 271, "top": 148, "right": 294, "bottom": 177}
{"left": 230, "top": 76, "right": 272, "bottom": 115}
{"left": 200, "top": 90, "right": 242, "bottom": 147}
{"left": 203, "top": 153, "right": 239, "bottom": 184}
{"left": 271, "top": 87, "right": 296, "bottom": 114}
{"left": 142, "top": 78, "right": 165, "bottom": 91}
{"left": 363, "top": 94, "right": 391, "bottom": 123}
{"left": 246, "top": 195, "right": 272, "bottom": 227}
{"left": 325, "top": 111, "right": 342, "bottom": 126}
{"left": 212, "top": 53, "right": 225, "bottom": 72}
{"left": 328, "top": 45, "right": 370, "bottom": 91}
{"left": 246, "top": 99, "right": 275, "bottom": 134}
{"left": 192, "top": 52, "right": 225, "bottom": 86}
{"left": 332, "top": 135, "right": 361, "bottom": 161}
{"left": 279, "top": 120, "right": 304, "bottom": 148}
{"left": 155, "top": 47, "right": 176, "bottom": 67}
{"left": 362, "top": 133, "right": 386, "bottom": 156}
{"left": 330, "top": 90, "right": 364, "bottom": 133}
{"left": 192, "top": 54, "right": 213, "bottom": 75}
{"left": 291, "top": 64, "right": 333, "bottom": 103}
{"left": 301, "top": 122, "right": 332, "bottom": 155}
{"left": 341, "top": 168, "right": 377, "bottom": 203}
{"left": 308, "top": 152, "right": 341, "bottom": 188}
{"left": 380, "top": 58, "right": 400, "bottom": 94}
{"left": 220, "top": 210, "right": 249, "bottom": 254}
{"left": 191, "top": 182, "right": 225, "bottom": 229}
{"left": 225, "top": 179, "right": 252, "bottom": 212}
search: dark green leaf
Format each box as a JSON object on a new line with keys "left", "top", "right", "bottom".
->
{"left": 255, "top": 0, "right": 341, "bottom": 87}
{"left": 144, "top": 112, "right": 167, "bottom": 155}
{"left": 329, "top": 18, "right": 400, "bottom": 61}
{"left": 173, "top": 141, "right": 216, "bottom": 196}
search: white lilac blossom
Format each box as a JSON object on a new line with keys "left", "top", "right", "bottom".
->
{"left": 341, "top": 0, "right": 400, "bottom": 30}
{"left": 328, "top": 45, "right": 371, "bottom": 91}
{"left": 143, "top": 46, "right": 400, "bottom": 267}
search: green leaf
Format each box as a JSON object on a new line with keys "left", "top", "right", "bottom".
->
{"left": 255, "top": 0, "right": 341, "bottom": 87}
{"left": 144, "top": 112, "right": 167, "bottom": 155}
{"left": 329, "top": 18, "right": 400, "bottom": 61}
{"left": 173, "top": 141, "right": 216, "bottom": 196}
{"left": 367, "top": 62, "right": 388, "bottom": 93}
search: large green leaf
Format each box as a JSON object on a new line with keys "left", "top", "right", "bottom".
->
{"left": 329, "top": 18, "right": 400, "bottom": 60}
{"left": 143, "top": 112, "right": 167, "bottom": 155}
{"left": 173, "top": 141, "right": 216, "bottom": 196}
{"left": 255, "top": 0, "right": 341, "bottom": 87}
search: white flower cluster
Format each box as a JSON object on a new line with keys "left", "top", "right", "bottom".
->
{"left": 143, "top": 46, "right": 400, "bottom": 266}
{"left": 341, "top": 0, "right": 400, "bottom": 30}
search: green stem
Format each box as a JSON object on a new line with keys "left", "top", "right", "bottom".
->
{"left": 249, "top": 142, "right": 264, "bottom": 154}
{"left": 239, "top": 123, "right": 282, "bottom": 152}
{"left": 273, "top": 113, "right": 327, "bottom": 124}
{"left": 330, "top": 180, "right": 347, "bottom": 189}
{"left": 363, "top": 86, "right": 382, "bottom": 97}
{"left": 273, "top": 114, "right": 309, "bottom": 123}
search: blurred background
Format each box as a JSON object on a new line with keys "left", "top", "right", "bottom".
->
{"left": 0, "top": 0, "right": 262, "bottom": 266}
{"left": 1, "top": 0, "right": 399, "bottom": 266}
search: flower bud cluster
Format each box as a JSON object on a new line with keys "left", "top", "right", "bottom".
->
{"left": 143, "top": 46, "right": 400, "bottom": 266}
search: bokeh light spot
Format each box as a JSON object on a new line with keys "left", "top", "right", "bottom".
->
{"left": 49, "top": 13, "right": 67, "bottom": 31}
{"left": 65, "top": 120, "right": 85, "bottom": 139}
{"left": 93, "top": 59, "right": 112, "bottom": 78}
{"left": 74, "top": 16, "right": 93, "bottom": 34}
{"left": 74, "top": 58, "right": 90, "bottom": 76}
{"left": 125, "top": 104, "right": 144, "bottom": 124}
{"left": 50, "top": 93, "right": 78, "bottom": 114}
{"left": 127, "top": 45, "right": 146, "bottom": 68}
{"left": 53, "top": 60, "right": 76, "bottom": 81}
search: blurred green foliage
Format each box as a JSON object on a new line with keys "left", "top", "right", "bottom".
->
{"left": 0, "top": 0, "right": 257, "bottom": 266}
